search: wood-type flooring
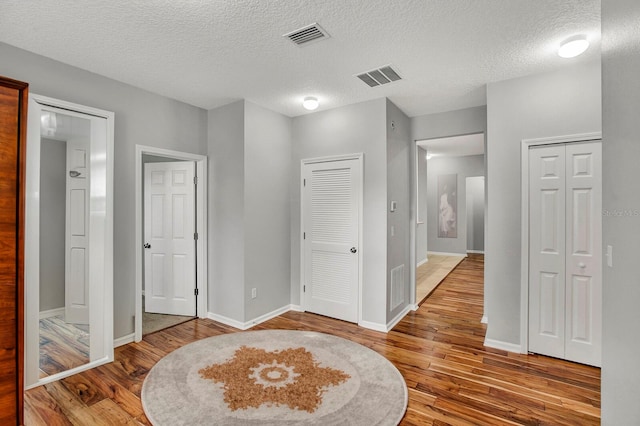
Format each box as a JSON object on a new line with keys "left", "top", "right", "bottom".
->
{"left": 23, "top": 254, "right": 600, "bottom": 425}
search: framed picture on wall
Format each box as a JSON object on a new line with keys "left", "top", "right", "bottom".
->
{"left": 438, "top": 173, "right": 457, "bottom": 238}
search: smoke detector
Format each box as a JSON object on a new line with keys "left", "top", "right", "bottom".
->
{"left": 356, "top": 65, "right": 402, "bottom": 88}
{"left": 284, "top": 23, "right": 330, "bottom": 46}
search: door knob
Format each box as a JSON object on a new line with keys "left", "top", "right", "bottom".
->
{"left": 350, "top": 247, "right": 357, "bottom": 253}
{"left": 144, "top": 243, "right": 151, "bottom": 249}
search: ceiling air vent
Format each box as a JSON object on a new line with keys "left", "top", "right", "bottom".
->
{"left": 356, "top": 65, "right": 402, "bottom": 87}
{"left": 284, "top": 23, "right": 330, "bottom": 46}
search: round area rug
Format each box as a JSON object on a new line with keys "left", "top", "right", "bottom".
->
{"left": 141, "top": 330, "right": 407, "bottom": 425}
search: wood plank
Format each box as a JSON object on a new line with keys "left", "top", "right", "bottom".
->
{"left": 23, "top": 254, "right": 601, "bottom": 425}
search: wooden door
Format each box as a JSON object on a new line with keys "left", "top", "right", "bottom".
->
{"left": 302, "top": 157, "right": 361, "bottom": 323}
{"left": 144, "top": 161, "right": 196, "bottom": 316}
{"left": 0, "top": 76, "right": 28, "bottom": 425}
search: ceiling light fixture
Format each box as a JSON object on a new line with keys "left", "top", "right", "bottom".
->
{"left": 302, "top": 96, "right": 319, "bottom": 111}
{"left": 558, "top": 35, "right": 589, "bottom": 58}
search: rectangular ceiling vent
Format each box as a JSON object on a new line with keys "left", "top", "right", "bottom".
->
{"left": 356, "top": 65, "right": 402, "bottom": 88}
{"left": 284, "top": 23, "right": 330, "bottom": 46}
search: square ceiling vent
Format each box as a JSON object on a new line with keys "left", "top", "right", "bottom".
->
{"left": 283, "top": 23, "right": 330, "bottom": 46}
{"left": 356, "top": 65, "right": 402, "bottom": 87}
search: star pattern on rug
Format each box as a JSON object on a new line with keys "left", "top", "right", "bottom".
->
{"left": 199, "top": 345, "right": 350, "bottom": 412}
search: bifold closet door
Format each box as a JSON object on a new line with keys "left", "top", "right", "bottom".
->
{"left": 528, "top": 141, "right": 601, "bottom": 367}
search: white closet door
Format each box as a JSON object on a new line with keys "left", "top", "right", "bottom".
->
{"left": 529, "top": 145, "right": 566, "bottom": 359}
{"left": 564, "top": 142, "right": 601, "bottom": 366}
{"left": 529, "top": 142, "right": 602, "bottom": 367}
{"left": 302, "top": 158, "right": 361, "bottom": 323}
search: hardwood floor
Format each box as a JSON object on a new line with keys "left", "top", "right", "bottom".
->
{"left": 39, "top": 316, "right": 90, "bottom": 378}
{"left": 416, "top": 254, "right": 465, "bottom": 304}
{"left": 23, "top": 254, "right": 600, "bottom": 425}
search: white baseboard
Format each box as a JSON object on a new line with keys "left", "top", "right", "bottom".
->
{"left": 386, "top": 305, "right": 413, "bottom": 331}
{"left": 427, "top": 251, "right": 467, "bottom": 257}
{"left": 410, "top": 304, "right": 419, "bottom": 312}
{"left": 467, "top": 250, "right": 485, "bottom": 254}
{"left": 208, "top": 304, "right": 295, "bottom": 331}
{"left": 484, "top": 338, "right": 522, "bottom": 354}
{"left": 358, "top": 320, "right": 387, "bottom": 332}
{"left": 481, "top": 315, "right": 488, "bottom": 324}
{"left": 114, "top": 333, "right": 135, "bottom": 348}
{"left": 289, "top": 304, "right": 303, "bottom": 312}
{"left": 416, "top": 257, "right": 428, "bottom": 267}
{"left": 39, "top": 307, "right": 65, "bottom": 320}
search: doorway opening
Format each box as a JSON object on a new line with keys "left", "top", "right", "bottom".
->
{"left": 413, "top": 133, "right": 486, "bottom": 306}
{"left": 134, "top": 146, "right": 208, "bottom": 341}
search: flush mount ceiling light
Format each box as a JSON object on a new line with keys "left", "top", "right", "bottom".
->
{"left": 558, "top": 35, "right": 589, "bottom": 58}
{"left": 302, "top": 96, "right": 319, "bottom": 111}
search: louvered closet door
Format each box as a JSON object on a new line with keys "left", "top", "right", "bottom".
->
{"left": 529, "top": 142, "right": 602, "bottom": 367}
{"left": 302, "top": 158, "right": 361, "bottom": 323}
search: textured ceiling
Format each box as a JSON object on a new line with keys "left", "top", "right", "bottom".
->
{"left": 0, "top": 0, "right": 600, "bottom": 117}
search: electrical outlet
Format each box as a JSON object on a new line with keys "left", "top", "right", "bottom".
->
{"left": 251, "top": 288, "right": 257, "bottom": 299}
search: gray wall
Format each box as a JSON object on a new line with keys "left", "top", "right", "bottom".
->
{"left": 39, "top": 138, "right": 66, "bottom": 312}
{"left": 207, "top": 100, "right": 292, "bottom": 323}
{"left": 244, "top": 101, "right": 292, "bottom": 321}
{"left": 416, "top": 147, "right": 428, "bottom": 264}
{"left": 426, "top": 155, "right": 484, "bottom": 254}
{"left": 485, "top": 61, "right": 601, "bottom": 345}
{"left": 208, "top": 101, "right": 246, "bottom": 322}
{"left": 291, "top": 99, "right": 388, "bottom": 325}
{"left": 601, "top": 0, "right": 640, "bottom": 423}
{"left": 386, "top": 100, "right": 411, "bottom": 323}
{"left": 466, "top": 176, "right": 485, "bottom": 252}
{"left": 0, "top": 42, "right": 209, "bottom": 339}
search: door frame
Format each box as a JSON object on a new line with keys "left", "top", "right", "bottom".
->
{"left": 134, "top": 145, "right": 208, "bottom": 342}
{"left": 519, "top": 131, "right": 601, "bottom": 354}
{"left": 300, "top": 153, "right": 364, "bottom": 325}
{"left": 25, "top": 93, "right": 115, "bottom": 389}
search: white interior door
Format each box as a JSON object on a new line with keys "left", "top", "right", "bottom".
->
{"left": 564, "top": 142, "right": 601, "bottom": 366}
{"left": 144, "top": 161, "right": 196, "bottom": 316}
{"left": 65, "top": 139, "right": 90, "bottom": 325}
{"left": 302, "top": 157, "right": 361, "bottom": 323}
{"left": 529, "top": 145, "right": 566, "bottom": 359}
{"left": 528, "top": 141, "right": 601, "bottom": 366}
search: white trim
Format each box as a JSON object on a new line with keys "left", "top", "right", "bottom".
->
{"left": 39, "top": 307, "right": 65, "bottom": 320}
{"left": 358, "top": 320, "right": 388, "bottom": 333}
{"left": 207, "top": 305, "right": 295, "bottom": 330}
{"left": 481, "top": 315, "right": 488, "bottom": 324}
{"left": 410, "top": 304, "right": 419, "bottom": 312}
{"left": 386, "top": 305, "right": 413, "bottom": 331}
{"left": 427, "top": 251, "right": 467, "bottom": 257}
{"left": 484, "top": 338, "right": 522, "bottom": 354}
{"left": 466, "top": 250, "right": 485, "bottom": 254}
{"left": 289, "top": 304, "right": 303, "bottom": 312}
{"left": 520, "top": 132, "right": 602, "bottom": 353}
{"left": 416, "top": 257, "right": 429, "bottom": 267}
{"left": 24, "top": 356, "right": 112, "bottom": 391}
{"left": 135, "top": 145, "right": 208, "bottom": 342}
{"left": 114, "top": 333, "right": 135, "bottom": 348}
{"left": 300, "top": 153, "right": 364, "bottom": 325}
{"left": 25, "top": 94, "right": 114, "bottom": 389}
